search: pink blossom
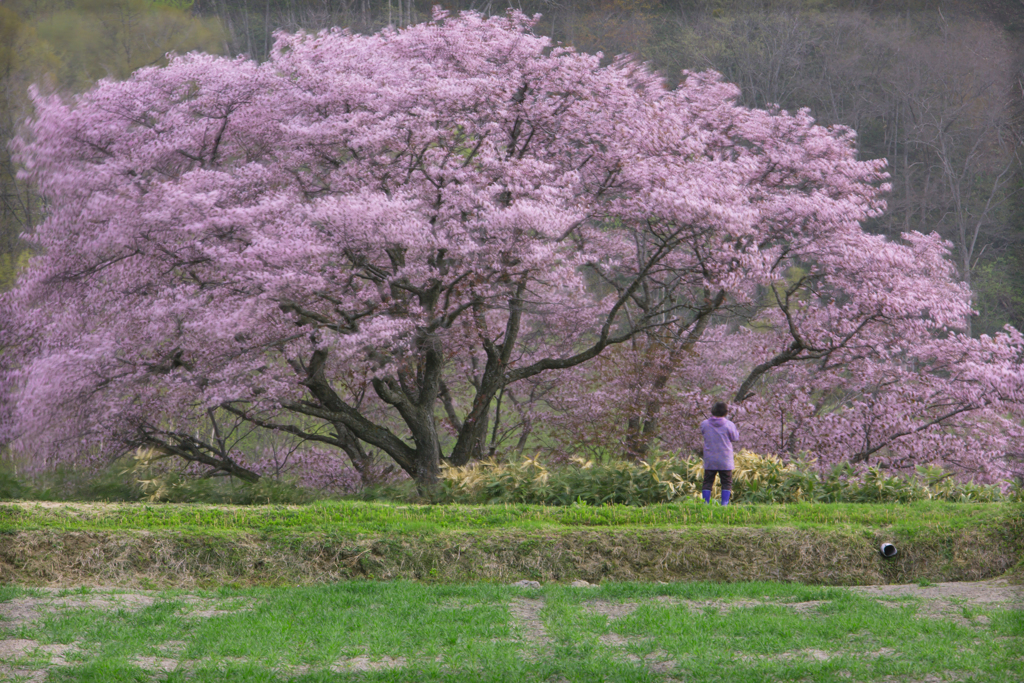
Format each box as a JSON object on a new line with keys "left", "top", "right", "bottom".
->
{"left": 2, "top": 11, "right": 1020, "bottom": 489}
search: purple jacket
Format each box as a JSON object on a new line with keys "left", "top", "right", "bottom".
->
{"left": 700, "top": 417, "right": 739, "bottom": 470}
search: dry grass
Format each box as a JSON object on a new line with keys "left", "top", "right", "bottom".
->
{"left": 0, "top": 524, "right": 1018, "bottom": 588}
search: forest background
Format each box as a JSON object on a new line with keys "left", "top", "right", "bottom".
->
{"left": 3, "top": 0, "right": 1024, "bottom": 336}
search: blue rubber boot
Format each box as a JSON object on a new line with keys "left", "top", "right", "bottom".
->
{"left": 721, "top": 490, "right": 731, "bottom": 506}
{"left": 701, "top": 490, "right": 711, "bottom": 504}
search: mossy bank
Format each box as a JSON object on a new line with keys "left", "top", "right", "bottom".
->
{"left": 1, "top": 500, "right": 1020, "bottom": 588}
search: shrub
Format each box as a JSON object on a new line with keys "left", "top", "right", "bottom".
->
{"left": 2, "top": 446, "right": 1009, "bottom": 505}
{"left": 0, "top": 460, "right": 29, "bottom": 500}
{"left": 439, "top": 450, "right": 1007, "bottom": 506}
{"left": 441, "top": 455, "right": 697, "bottom": 506}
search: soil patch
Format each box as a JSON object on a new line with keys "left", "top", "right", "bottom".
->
{"left": 849, "top": 579, "right": 1023, "bottom": 605}
{"left": 0, "top": 667, "right": 45, "bottom": 683}
{"left": 0, "top": 639, "right": 39, "bottom": 658}
{"left": 850, "top": 579, "right": 1022, "bottom": 627}
{"left": 509, "top": 598, "right": 550, "bottom": 646}
{"left": 0, "top": 593, "right": 157, "bottom": 628}
{"left": 585, "top": 595, "right": 832, "bottom": 622}
{"left": 598, "top": 633, "right": 631, "bottom": 646}
{"left": 583, "top": 600, "right": 639, "bottom": 619}
{"left": 329, "top": 655, "right": 406, "bottom": 672}
{"left": 0, "top": 639, "right": 77, "bottom": 665}
{"left": 784, "top": 599, "right": 831, "bottom": 613}
{"left": 0, "top": 590, "right": 256, "bottom": 632}
{"left": 130, "top": 655, "right": 179, "bottom": 672}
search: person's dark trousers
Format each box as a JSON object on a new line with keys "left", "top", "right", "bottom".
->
{"left": 701, "top": 469, "right": 733, "bottom": 505}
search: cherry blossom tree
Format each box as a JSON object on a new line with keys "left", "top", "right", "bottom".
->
{"left": 7, "top": 10, "right": 1006, "bottom": 491}
{"left": 545, "top": 229, "right": 1024, "bottom": 483}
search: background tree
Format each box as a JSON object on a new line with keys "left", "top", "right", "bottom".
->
{"left": 648, "top": 6, "right": 1024, "bottom": 336}
{"left": 547, "top": 213, "right": 1024, "bottom": 483}
{"left": 0, "top": 0, "right": 224, "bottom": 291}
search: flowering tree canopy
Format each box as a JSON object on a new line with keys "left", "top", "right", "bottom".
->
{"left": 544, "top": 228, "right": 1024, "bottom": 484}
{"left": 3, "top": 10, "right": 1020, "bottom": 489}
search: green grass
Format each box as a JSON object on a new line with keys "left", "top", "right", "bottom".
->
{"left": 1, "top": 499, "right": 1017, "bottom": 537}
{"left": 1, "top": 581, "right": 1020, "bottom": 682}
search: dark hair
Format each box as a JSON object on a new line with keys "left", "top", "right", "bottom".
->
{"left": 711, "top": 402, "right": 728, "bottom": 417}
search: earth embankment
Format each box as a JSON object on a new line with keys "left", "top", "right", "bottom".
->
{"left": 2, "top": 500, "right": 1020, "bottom": 588}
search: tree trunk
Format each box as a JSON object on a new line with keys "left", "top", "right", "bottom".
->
{"left": 624, "top": 387, "right": 665, "bottom": 460}
{"left": 331, "top": 421, "right": 380, "bottom": 485}
{"left": 406, "top": 405, "right": 444, "bottom": 495}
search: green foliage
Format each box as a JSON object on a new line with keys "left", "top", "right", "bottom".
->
{"left": 973, "top": 251, "right": 1024, "bottom": 337}
{"left": 1, "top": 498, "right": 1013, "bottom": 536}
{"left": 440, "top": 451, "right": 1008, "bottom": 506}
{"left": 737, "top": 459, "right": 1004, "bottom": 504}
{"left": 119, "top": 468, "right": 317, "bottom": 505}
{"left": 118, "top": 449, "right": 317, "bottom": 504}
{"left": 150, "top": 0, "right": 194, "bottom": 9}
{"left": 1008, "top": 478, "right": 1024, "bottom": 503}
{"left": 4, "top": 447, "right": 1009, "bottom": 508}
{"left": 0, "top": 249, "right": 30, "bottom": 290}
{"left": 351, "top": 478, "right": 421, "bottom": 503}
{"left": 440, "top": 455, "right": 697, "bottom": 506}
{"left": 0, "top": 452, "right": 318, "bottom": 505}
{"left": 0, "top": 456, "right": 30, "bottom": 500}
{"left": 18, "top": 0, "right": 225, "bottom": 91}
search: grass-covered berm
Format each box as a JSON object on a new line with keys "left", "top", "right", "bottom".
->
{"left": 1, "top": 500, "right": 1021, "bottom": 589}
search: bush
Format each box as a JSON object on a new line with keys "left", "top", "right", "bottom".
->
{"left": 0, "top": 451, "right": 324, "bottom": 505}
{"left": 439, "top": 450, "right": 1008, "bottom": 506}
{"left": 0, "top": 462, "right": 30, "bottom": 500}
{"left": 440, "top": 455, "right": 697, "bottom": 506}
{"left": 2, "top": 447, "right": 1009, "bottom": 506}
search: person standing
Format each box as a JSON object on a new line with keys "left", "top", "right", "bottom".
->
{"left": 700, "top": 402, "right": 739, "bottom": 505}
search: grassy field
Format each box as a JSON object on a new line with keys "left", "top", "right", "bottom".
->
{"left": 1, "top": 580, "right": 1021, "bottom": 682}
{"left": 1, "top": 500, "right": 1021, "bottom": 680}
{"left": 1, "top": 499, "right": 1016, "bottom": 535}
